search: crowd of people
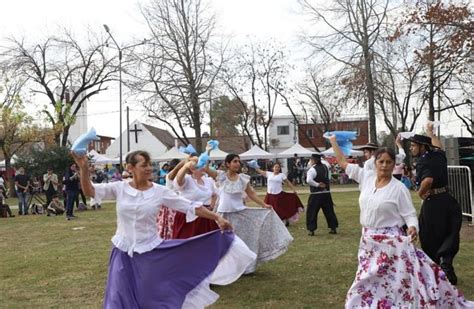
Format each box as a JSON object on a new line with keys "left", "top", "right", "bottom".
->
{"left": 2, "top": 121, "right": 472, "bottom": 308}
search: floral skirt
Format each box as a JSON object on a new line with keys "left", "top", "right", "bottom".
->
{"left": 264, "top": 192, "right": 304, "bottom": 223}
{"left": 345, "top": 226, "right": 474, "bottom": 308}
{"left": 156, "top": 206, "right": 176, "bottom": 239}
{"left": 219, "top": 207, "right": 294, "bottom": 273}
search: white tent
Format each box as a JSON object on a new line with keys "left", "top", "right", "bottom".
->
{"left": 87, "top": 150, "right": 116, "bottom": 164}
{"left": 321, "top": 147, "right": 364, "bottom": 157}
{"left": 0, "top": 155, "right": 17, "bottom": 168}
{"left": 153, "top": 146, "right": 187, "bottom": 162}
{"left": 239, "top": 145, "right": 275, "bottom": 160}
{"left": 276, "top": 143, "right": 319, "bottom": 158}
{"left": 209, "top": 147, "right": 229, "bottom": 160}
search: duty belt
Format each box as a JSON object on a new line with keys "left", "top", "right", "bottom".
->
{"left": 431, "top": 186, "right": 448, "bottom": 195}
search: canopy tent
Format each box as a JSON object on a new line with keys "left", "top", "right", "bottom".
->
{"left": 87, "top": 150, "right": 116, "bottom": 164}
{"left": 276, "top": 143, "right": 319, "bottom": 158}
{"left": 321, "top": 147, "right": 363, "bottom": 157}
{"left": 153, "top": 146, "right": 187, "bottom": 162}
{"left": 209, "top": 147, "right": 229, "bottom": 160}
{"left": 239, "top": 145, "right": 275, "bottom": 160}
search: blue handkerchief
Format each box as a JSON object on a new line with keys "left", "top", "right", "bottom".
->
{"left": 324, "top": 131, "right": 357, "bottom": 156}
{"left": 247, "top": 160, "right": 260, "bottom": 169}
{"left": 195, "top": 152, "right": 209, "bottom": 170}
{"left": 207, "top": 140, "right": 219, "bottom": 151}
{"left": 71, "top": 128, "right": 100, "bottom": 155}
{"left": 179, "top": 144, "right": 197, "bottom": 155}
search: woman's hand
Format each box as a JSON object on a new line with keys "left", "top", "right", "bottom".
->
{"left": 71, "top": 152, "right": 88, "bottom": 170}
{"left": 407, "top": 226, "right": 418, "bottom": 243}
{"left": 262, "top": 203, "right": 272, "bottom": 209}
{"left": 216, "top": 217, "right": 233, "bottom": 231}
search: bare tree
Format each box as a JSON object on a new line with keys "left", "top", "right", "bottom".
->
{"left": 374, "top": 36, "right": 426, "bottom": 137}
{"left": 300, "top": 0, "right": 391, "bottom": 143}
{"left": 4, "top": 30, "right": 116, "bottom": 146}
{"left": 129, "top": 0, "right": 223, "bottom": 152}
{"left": 390, "top": 0, "right": 473, "bottom": 121}
{"left": 220, "top": 41, "right": 291, "bottom": 150}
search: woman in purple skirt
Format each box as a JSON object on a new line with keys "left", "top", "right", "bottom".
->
{"left": 72, "top": 150, "right": 256, "bottom": 308}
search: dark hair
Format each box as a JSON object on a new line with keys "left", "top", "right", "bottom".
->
{"left": 162, "top": 163, "right": 169, "bottom": 168}
{"left": 169, "top": 159, "right": 181, "bottom": 170}
{"left": 52, "top": 194, "right": 59, "bottom": 199}
{"left": 225, "top": 154, "right": 240, "bottom": 165}
{"left": 374, "top": 147, "right": 396, "bottom": 162}
{"left": 273, "top": 162, "right": 282, "bottom": 168}
{"left": 126, "top": 150, "right": 151, "bottom": 166}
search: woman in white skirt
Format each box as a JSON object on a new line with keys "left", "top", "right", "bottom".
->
{"left": 209, "top": 154, "right": 294, "bottom": 273}
{"left": 327, "top": 134, "right": 474, "bottom": 308}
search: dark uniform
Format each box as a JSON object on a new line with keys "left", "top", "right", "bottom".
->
{"left": 306, "top": 162, "right": 338, "bottom": 234}
{"left": 415, "top": 149, "right": 462, "bottom": 284}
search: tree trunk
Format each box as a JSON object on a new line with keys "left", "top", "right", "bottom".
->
{"left": 363, "top": 48, "right": 378, "bottom": 143}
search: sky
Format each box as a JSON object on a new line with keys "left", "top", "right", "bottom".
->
{"left": 0, "top": 0, "right": 471, "bottom": 139}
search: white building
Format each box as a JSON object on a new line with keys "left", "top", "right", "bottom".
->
{"left": 106, "top": 119, "right": 175, "bottom": 159}
{"left": 268, "top": 115, "right": 299, "bottom": 154}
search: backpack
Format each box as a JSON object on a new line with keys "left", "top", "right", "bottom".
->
{"left": 78, "top": 202, "right": 88, "bottom": 211}
{"left": 31, "top": 203, "right": 44, "bottom": 215}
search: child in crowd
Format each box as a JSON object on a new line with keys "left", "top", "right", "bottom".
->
{"left": 47, "top": 194, "right": 65, "bottom": 216}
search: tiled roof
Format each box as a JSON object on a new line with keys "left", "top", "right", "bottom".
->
{"left": 142, "top": 123, "right": 175, "bottom": 149}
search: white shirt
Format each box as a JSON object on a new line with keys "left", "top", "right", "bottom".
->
{"left": 94, "top": 181, "right": 201, "bottom": 256}
{"left": 306, "top": 164, "right": 329, "bottom": 188}
{"left": 175, "top": 174, "right": 216, "bottom": 204}
{"left": 266, "top": 172, "right": 287, "bottom": 194}
{"left": 363, "top": 157, "right": 375, "bottom": 172}
{"left": 345, "top": 164, "right": 418, "bottom": 231}
{"left": 216, "top": 171, "right": 250, "bottom": 213}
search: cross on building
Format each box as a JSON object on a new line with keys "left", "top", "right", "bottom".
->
{"left": 129, "top": 124, "right": 143, "bottom": 143}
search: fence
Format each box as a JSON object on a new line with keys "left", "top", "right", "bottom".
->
{"left": 447, "top": 166, "right": 473, "bottom": 221}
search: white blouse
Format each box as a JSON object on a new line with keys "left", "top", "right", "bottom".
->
{"left": 345, "top": 164, "right": 418, "bottom": 231}
{"left": 215, "top": 171, "right": 250, "bottom": 213}
{"left": 175, "top": 174, "right": 216, "bottom": 205}
{"left": 266, "top": 172, "right": 286, "bottom": 194}
{"left": 94, "top": 181, "right": 200, "bottom": 256}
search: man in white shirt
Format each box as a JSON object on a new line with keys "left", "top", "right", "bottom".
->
{"left": 358, "top": 142, "right": 379, "bottom": 172}
{"left": 306, "top": 153, "right": 338, "bottom": 236}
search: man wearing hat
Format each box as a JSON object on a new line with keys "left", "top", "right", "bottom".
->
{"left": 358, "top": 142, "right": 379, "bottom": 171}
{"left": 305, "top": 153, "right": 338, "bottom": 236}
{"left": 407, "top": 123, "right": 462, "bottom": 285}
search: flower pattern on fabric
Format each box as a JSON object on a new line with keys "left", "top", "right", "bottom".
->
{"left": 216, "top": 171, "right": 250, "bottom": 194}
{"left": 156, "top": 206, "right": 176, "bottom": 239}
{"left": 345, "top": 226, "right": 474, "bottom": 308}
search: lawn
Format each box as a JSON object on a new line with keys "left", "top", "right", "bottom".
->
{"left": 0, "top": 190, "right": 473, "bottom": 308}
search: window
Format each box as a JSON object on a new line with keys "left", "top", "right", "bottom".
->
{"left": 277, "top": 125, "right": 289, "bottom": 135}
{"left": 306, "top": 129, "right": 313, "bottom": 138}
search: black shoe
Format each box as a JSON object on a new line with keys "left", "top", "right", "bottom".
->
{"left": 285, "top": 220, "right": 290, "bottom": 227}
{"left": 440, "top": 257, "right": 458, "bottom": 285}
{"left": 329, "top": 229, "right": 337, "bottom": 234}
{"left": 308, "top": 231, "right": 315, "bottom": 236}
{"left": 9, "top": 214, "right": 15, "bottom": 218}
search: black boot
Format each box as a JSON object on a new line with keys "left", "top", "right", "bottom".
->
{"left": 329, "top": 228, "right": 337, "bottom": 234}
{"left": 440, "top": 257, "right": 458, "bottom": 285}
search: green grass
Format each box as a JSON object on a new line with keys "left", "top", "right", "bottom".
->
{"left": 0, "top": 191, "right": 473, "bottom": 308}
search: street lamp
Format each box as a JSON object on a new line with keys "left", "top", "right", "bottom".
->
{"left": 103, "top": 24, "right": 124, "bottom": 171}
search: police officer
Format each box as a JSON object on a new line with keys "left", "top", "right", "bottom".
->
{"left": 407, "top": 123, "right": 462, "bottom": 285}
{"left": 306, "top": 153, "right": 338, "bottom": 236}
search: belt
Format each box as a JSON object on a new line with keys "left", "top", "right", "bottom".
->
{"left": 431, "top": 186, "right": 448, "bottom": 195}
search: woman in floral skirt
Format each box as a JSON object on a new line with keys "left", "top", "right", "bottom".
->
{"left": 327, "top": 134, "right": 474, "bottom": 308}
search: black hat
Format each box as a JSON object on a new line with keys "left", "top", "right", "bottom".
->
{"left": 357, "top": 142, "right": 379, "bottom": 150}
{"left": 405, "top": 134, "right": 432, "bottom": 146}
{"left": 311, "top": 153, "right": 323, "bottom": 160}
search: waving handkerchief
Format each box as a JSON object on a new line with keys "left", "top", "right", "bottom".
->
{"left": 398, "top": 132, "right": 416, "bottom": 140}
{"left": 323, "top": 131, "right": 357, "bottom": 156}
{"left": 71, "top": 128, "right": 100, "bottom": 155}
{"left": 207, "top": 140, "right": 219, "bottom": 151}
{"left": 195, "top": 152, "right": 210, "bottom": 170}
{"left": 179, "top": 144, "right": 197, "bottom": 155}
{"left": 246, "top": 160, "right": 260, "bottom": 170}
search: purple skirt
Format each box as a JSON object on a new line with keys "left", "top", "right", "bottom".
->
{"left": 104, "top": 230, "right": 255, "bottom": 308}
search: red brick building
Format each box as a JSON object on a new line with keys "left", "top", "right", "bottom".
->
{"left": 298, "top": 118, "right": 369, "bottom": 149}
{"left": 88, "top": 135, "right": 115, "bottom": 154}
